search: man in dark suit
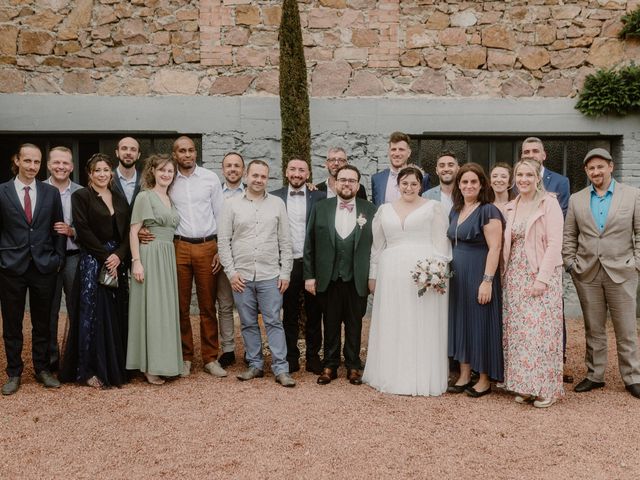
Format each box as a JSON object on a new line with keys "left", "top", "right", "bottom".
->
{"left": 315, "top": 146, "right": 368, "bottom": 200}
{"left": 371, "top": 131, "right": 429, "bottom": 207}
{"left": 271, "top": 158, "right": 326, "bottom": 374}
{"left": 44, "top": 146, "right": 83, "bottom": 372}
{"left": 112, "top": 136, "right": 142, "bottom": 206}
{"left": 0, "top": 144, "right": 66, "bottom": 395}
{"left": 304, "top": 165, "right": 377, "bottom": 385}
{"left": 521, "top": 136, "right": 573, "bottom": 384}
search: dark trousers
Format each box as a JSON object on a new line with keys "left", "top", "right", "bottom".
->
{"left": 317, "top": 279, "right": 367, "bottom": 370}
{"left": 283, "top": 259, "right": 323, "bottom": 364}
{"left": 1, "top": 262, "right": 57, "bottom": 377}
{"left": 49, "top": 252, "right": 80, "bottom": 368}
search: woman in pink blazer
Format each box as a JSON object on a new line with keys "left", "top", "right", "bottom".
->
{"left": 501, "top": 159, "right": 564, "bottom": 408}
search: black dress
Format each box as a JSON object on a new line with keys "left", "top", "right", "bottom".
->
{"left": 447, "top": 203, "right": 504, "bottom": 382}
{"left": 60, "top": 188, "right": 130, "bottom": 387}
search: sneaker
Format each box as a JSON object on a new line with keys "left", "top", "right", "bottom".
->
{"left": 203, "top": 360, "right": 228, "bottom": 378}
{"left": 180, "top": 360, "right": 192, "bottom": 378}
{"left": 275, "top": 373, "right": 296, "bottom": 388}
{"left": 236, "top": 367, "right": 264, "bottom": 381}
{"left": 514, "top": 395, "right": 534, "bottom": 404}
{"left": 533, "top": 397, "right": 556, "bottom": 408}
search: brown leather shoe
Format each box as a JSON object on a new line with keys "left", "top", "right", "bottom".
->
{"left": 347, "top": 369, "right": 363, "bottom": 385}
{"left": 317, "top": 368, "right": 337, "bottom": 385}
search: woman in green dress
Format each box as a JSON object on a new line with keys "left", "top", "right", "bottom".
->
{"left": 127, "top": 154, "right": 182, "bottom": 385}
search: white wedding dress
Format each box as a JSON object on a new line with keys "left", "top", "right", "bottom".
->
{"left": 363, "top": 201, "right": 452, "bottom": 396}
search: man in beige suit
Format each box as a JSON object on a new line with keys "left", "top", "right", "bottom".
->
{"left": 563, "top": 148, "right": 640, "bottom": 399}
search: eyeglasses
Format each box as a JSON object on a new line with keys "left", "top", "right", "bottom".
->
{"left": 336, "top": 178, "right": 358, "bottom": 185}
{"left": 327, "top": 157, "right": 347, "bottom": 164}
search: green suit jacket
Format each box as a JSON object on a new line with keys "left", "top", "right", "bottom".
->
{"left": 303, "top": 197, "right": 377, "bottom": 297}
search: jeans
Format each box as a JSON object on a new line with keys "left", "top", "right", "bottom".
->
{"left": 232, "top": 277, "right": 288, "bottom": 375}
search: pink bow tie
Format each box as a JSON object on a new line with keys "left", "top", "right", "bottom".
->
{"left": 339, "top": 202, "right": 354, "bottom": 213}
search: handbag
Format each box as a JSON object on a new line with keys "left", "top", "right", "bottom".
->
{"left": 98, "top": 265, "right": 119, "bottom": 289}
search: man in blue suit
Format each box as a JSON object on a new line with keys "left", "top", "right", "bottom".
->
{"left": 0, "top": 144, "right": 66, "bottom": 395}
{"left": 521, "top": 136, "right": 572, "bottom": 384}
{"left": 521, "top": 137, "right": 570, "bottom": 216}
{"left": 371, "top": 131, "right": 429, "bottom": 207}
{"left": 271, "top": 158, "right": 326, "bottom": 374}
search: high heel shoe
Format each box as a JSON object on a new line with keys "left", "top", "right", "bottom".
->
{"left": 144, "top": 373, "right": 165, "bottom": 385}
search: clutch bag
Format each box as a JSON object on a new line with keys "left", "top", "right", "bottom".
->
{"left": 98, "top": 265, "right": 119, "bottom": 289}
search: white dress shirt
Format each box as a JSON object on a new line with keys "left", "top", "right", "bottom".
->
{"left": 14, "top": 177, "right": 37, "bottom": 212}
{"left": 46, "top": 177, "right": 79, "bottom": 251}
{"left": 223, "top": 182, "right": 244, "bottom": 199}
{"left": 335, "top": 197, "right": 356, "bottom": 239}
{"left": 440, "top": 191, "right": 453, "bottom": 215}
{"left": 384, "top": 168, "right": 400, "bottom": 203}
{"left": 116, "top": 167, "right": 137, "bottom": 204}
{"left": 287, "top": 186, "right": 307, "bottom": 259}
{"left": 170, "top": 166, "right": 224, "bottom": 237}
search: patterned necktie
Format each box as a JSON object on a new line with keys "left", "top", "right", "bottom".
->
{"left": 24, "top": 185, "right": 32, "bottom": 224}
{"left": 339, "top": 201, "right": 354, "bottom": 213}
{"left": 289, "top": 190, "right": 304, "bottom": 196}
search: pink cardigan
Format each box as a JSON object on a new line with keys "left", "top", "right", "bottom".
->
{"left": 502, "top": 192, "right": 564, "bottom": 285}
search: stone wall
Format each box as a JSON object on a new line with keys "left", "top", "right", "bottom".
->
{"left": 1, "top": 0, "right": 639, "bottom": 97}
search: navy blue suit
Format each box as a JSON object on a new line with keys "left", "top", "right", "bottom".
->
{"left": 371, "top": 168, "right": 430, "bottom": 207}
{"left": 271, "top": 186, "right": 326, "bottom": 368}
{"left": 0, "top": 179, "right": 65, "bottom": 377}
{"left": 542, "top": 167, "right": 570, "bottom": 218}
{"left": 112, "top": 167, "right": 142, "bottom": 207}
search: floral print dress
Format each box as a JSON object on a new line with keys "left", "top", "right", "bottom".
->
{"left": 502, "top": 221, "right": 564, "bottom": 400}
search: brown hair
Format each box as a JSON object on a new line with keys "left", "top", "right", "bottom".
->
{"left": 336, "top": 164, "right": 361, "bottom": 182}
{"left": 397, "top": 165, "right": 423, "bottom": 186}
{"left": 141, "top": 154, "right": 177, "bottom": 191}
{"left": 389, "top": 131, "right": 410, "bottom": 145}
{"left": 246, "top": 159, "right": 269, "bottom": 173}
{"left": 12, "top": 143, "right": 42, "bottom": 175}
{"left": 452, "top": 162, "right": 495, "bottom": 212}
{"left": 223, "top": 151, "right": 245, "bottom": 166}
{"left": 490, "top": 162, "right": 516, "bottom": 201}
{"left": 86, "top": 153, "right": 113, "bottom": 189}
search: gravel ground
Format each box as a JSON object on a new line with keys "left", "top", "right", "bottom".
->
{"left": 1, "top": 314, "right": 639, "bottom": 480}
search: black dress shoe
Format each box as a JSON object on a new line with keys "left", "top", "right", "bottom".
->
{"left": 305, "top": 356, "right": 323, "bottom": 375}
{"left": 465, "top": 385, "right": 491, "bottom": 398}
{"left": 447, "top": 381, "right": 472, "bottom": 394}
{"left": 317, "top": 368, "right": 337, "bottom": 385}
{"left": 35, "top": 370, "right": 61, "bottom": 389}
{"left": 625, "top": 383, "right": 640, "bottom": 399}
{"left": 2, "top": 377, "right": 21, "bottom": 396}
{"left": 218, "top": 352, "right": 236, "bottom": 368}
{"left": 574, "top": 378, "right": 605, "bottom": 393}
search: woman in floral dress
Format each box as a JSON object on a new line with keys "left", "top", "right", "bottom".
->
{"left": 501, "top": 159, "right": 565, "bottom": 408}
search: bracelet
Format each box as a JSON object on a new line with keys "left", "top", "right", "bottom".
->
{"left": 482, "top": 274, "right": 494, "bottom": 283}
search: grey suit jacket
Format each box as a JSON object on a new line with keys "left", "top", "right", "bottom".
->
{"left": 562, "top": 181, "right": 640, "bottom": 284}
{"left": 422, "top": 185, "right": 442, "bottom": 202}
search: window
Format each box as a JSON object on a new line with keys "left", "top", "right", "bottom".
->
{"left": 0, "top": 134, "right": 202, "bottom": 185}
{"left": 409, "top": 136, "right": 617, "bottom": 193}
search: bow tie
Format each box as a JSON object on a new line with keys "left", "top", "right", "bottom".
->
{"left": 289, "top": 190, "right": 304, "bottom": 196}
{"left": 339, "top": 201, "right": 354, "bottom": 212}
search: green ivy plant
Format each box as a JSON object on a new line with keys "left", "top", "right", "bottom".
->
{"left": 619, "top": 7, "right": 640, "bottom": 39}
{"left": 575, "top": 64, "right": 640, "bottom": 116}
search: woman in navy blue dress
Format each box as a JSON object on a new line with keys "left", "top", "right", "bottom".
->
{"left": 447, "top": 163, "right": 504, "bottom": 397}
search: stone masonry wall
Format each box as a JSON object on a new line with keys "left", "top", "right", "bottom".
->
{"left": 1, "top": 0, "right": 639, "bottom": 97}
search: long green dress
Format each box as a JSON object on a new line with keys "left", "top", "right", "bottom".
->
{"left": 126, "top": 190, "right": 182, "bottom": 376}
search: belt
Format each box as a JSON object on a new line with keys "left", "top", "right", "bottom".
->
{"left": 293, "top": 258, "right": 303, "bottom": 263}
{"left": 174, "top": 234, "right": 217, "bottom": 244}
{"left": 66, "top": 249, "right": 80, "bottom": 257}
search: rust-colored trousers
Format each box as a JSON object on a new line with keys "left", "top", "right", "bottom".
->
{"left": 174, "top": 239, "right": 219, "bottom": 363}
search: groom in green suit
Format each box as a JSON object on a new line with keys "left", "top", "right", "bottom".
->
{"left": 304, "top": 165, "right": 377, "bottom": 386}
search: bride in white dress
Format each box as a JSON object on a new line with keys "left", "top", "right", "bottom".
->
{"left": 363, "top": 166, "right": 452, "bottom": 396}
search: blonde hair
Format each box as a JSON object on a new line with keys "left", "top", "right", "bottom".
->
{"left": 513, "top": 158, "right": 546, "bottom": 200}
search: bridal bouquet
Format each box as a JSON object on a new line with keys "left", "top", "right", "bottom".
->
{"left": 410, "top": 258, "right": 452, "bottom": 296}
